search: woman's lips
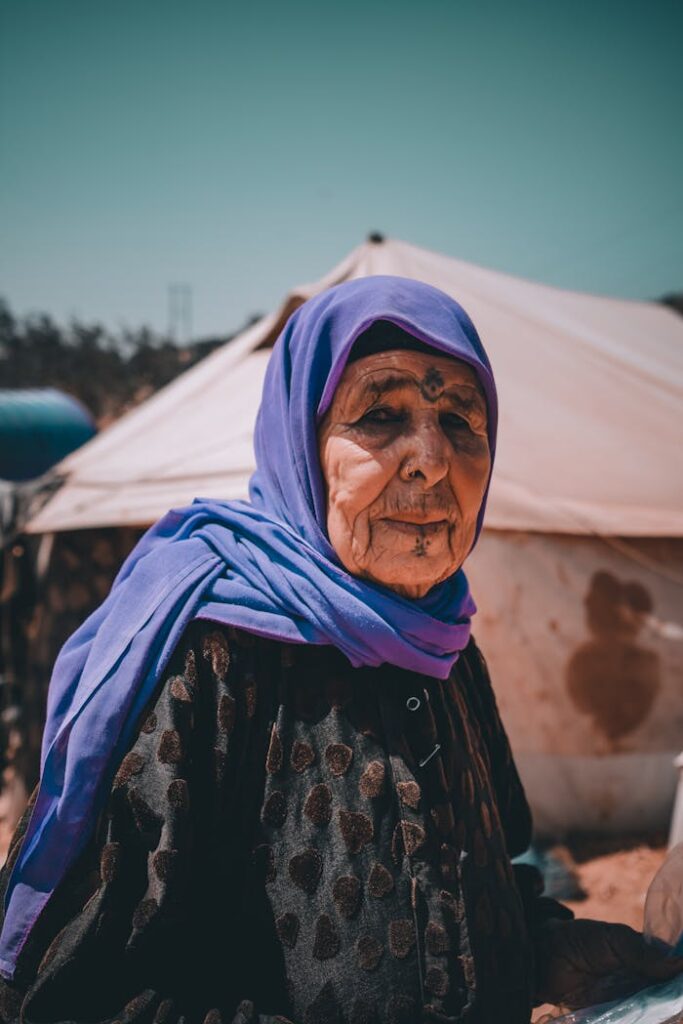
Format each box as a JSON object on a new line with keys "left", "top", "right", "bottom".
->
{"left": 381, "top": 518, "right": 450, "bottom": 536}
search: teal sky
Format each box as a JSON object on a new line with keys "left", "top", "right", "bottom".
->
{"left": 1, "top": 0, "right": 682, "bottom": 338}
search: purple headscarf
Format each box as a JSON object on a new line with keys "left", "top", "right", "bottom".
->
{"left": 0, "top": 275, "right": 497, "bottom": 979}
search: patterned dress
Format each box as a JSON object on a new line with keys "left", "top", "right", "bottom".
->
{"left": 0, "top": 620, "right": 562, "bottom": 1024}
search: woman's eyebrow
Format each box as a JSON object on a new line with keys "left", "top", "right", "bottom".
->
{"left": 443, "top": 386, "right": 487, "bottom": 417}
{"left": 356, "top": 374, "right": 414, "bottom": 403}
{"left": 356, "top": 374, "right": 486, "bottom": 415}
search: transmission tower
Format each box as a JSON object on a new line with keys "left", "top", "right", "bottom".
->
{"left": 167, "top": 283, "right": 193, "bottom": 344}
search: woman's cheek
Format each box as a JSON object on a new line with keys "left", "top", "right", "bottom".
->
{"left": 349, "top": 512, "right": 373, "bottom": 565}
{"left": 335, "top": 447, "right": 393, "bottom": 512}
{"left": 324, "top": 448, "right": 390, "bottom": 566}
{"left": 451, "top": 451, "right": 490, "bottom": 504}
{"left": 450, "top": 520, "right": 476, "bottom": 564}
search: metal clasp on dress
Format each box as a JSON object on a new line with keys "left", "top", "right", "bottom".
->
{"left": 405, "top": 687, "right": 430, "bottom": 713}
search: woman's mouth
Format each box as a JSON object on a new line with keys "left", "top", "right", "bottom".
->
{"left": 382, "top": 518, "right": 450, "bottom": 536}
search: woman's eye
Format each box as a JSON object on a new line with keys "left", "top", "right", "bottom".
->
{"left": 441, "top": 413, "right": 470, "bottom": 431}
{"left": 360, "top": 407, "right": 403, "bottom": 425}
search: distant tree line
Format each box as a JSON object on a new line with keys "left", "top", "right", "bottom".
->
{"left": 661, "top": 293, "right": 683, "bottom": 318}
{"left": 1, "top": 289, "right": 679, "bottom": 431}
{"left": 0, "top": 300, "right": 262, "bottom": 427}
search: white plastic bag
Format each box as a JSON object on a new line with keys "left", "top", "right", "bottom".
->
{"left": 550, "top": 976, "right": 683, "bottom": 1022}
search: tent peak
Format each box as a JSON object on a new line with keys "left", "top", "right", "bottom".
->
{"left": 367, "top": 231, "right": 385, "bottom": 244}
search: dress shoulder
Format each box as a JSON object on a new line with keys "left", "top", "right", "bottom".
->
{"left": 0, "top": 617, "right": 285, "bottom": 1022}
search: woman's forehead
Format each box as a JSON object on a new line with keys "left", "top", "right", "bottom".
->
{"left": 333, "top": 348, "right": 485, "bottom": 405}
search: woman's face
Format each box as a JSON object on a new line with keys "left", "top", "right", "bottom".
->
{"left": 317, "top": 348, "right": 491, "bottom": 599}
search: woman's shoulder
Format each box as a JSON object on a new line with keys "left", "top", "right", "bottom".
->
{"left": 450, "top": 633, "right": 492, "bottom": 688}
{"left": 151, "top": 618, "right": 286, "bottom": 738}
{"left": 178, "top": 617, "right": 233, "bottom": 681}
{"left": 170, "top": 618, "right": 269, "bottom": 683}
{"left": 445, "top": 635, "right": 509, "bottom": 740}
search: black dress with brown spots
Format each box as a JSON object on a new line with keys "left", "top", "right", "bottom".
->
{"left": 0, "top": 621, "right": 564, "bottom": 1024}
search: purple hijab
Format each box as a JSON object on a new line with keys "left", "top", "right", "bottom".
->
{"left": 0, "top": 275, "right": 497, "bottom": 979}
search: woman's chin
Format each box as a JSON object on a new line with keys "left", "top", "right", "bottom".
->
{"left": 365, "top": 556, "right": 457, "bottom": 599}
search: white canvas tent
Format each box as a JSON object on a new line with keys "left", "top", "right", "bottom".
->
{"left": 27, "top": 236, "right": 683, "bottom": 835}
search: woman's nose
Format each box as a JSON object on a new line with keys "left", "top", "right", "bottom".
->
{"left": 398, "top": 421, "right": 450, "bottom": 486}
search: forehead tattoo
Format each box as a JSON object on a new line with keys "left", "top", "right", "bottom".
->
{"left": 420, "top": 367, "right": 445, "bottom": 402}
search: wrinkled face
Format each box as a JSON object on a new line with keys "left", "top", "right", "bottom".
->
{"left": 317, "top": 348, "right": 491, "bottom": 599}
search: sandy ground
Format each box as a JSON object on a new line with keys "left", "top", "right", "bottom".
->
{"left": 532, "top": 835, "right": 669, "bottom": 1022}
{"left": 565, "top": 838, "right": 667, "bottom": 928}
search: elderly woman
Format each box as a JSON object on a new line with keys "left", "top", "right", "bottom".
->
{"left": 0, "top": 278, "right": 678, "bottom": 1024}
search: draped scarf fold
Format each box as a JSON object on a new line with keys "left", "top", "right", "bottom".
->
{"left": 0, "top": 275, "right": 497, "bottom": 978}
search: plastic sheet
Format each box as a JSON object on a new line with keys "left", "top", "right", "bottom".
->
{"left": 550, "top": 973, "right": 683, "bottom": 1023}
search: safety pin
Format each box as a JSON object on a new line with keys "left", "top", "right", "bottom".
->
{"left": 418, "top": 743, "right": 441, "bottom": 768}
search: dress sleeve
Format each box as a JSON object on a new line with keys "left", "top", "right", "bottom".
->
{"left": 0, "top": 620, "right": 293, "bottom": 1024}
{"left": 464, "top": 639, "right": 573, "bottom": 932}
